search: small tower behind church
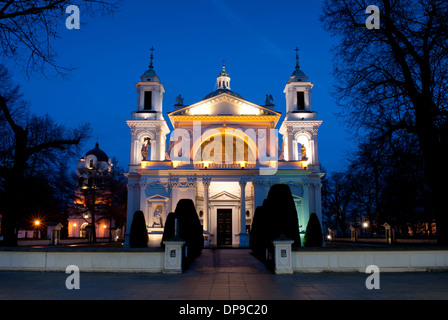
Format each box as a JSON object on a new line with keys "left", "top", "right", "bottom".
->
{"left": 127, "top": 48, "right": 170, "bottom": 166}
{"left": 280, "top": 49, "right": 322, "bottom": 167}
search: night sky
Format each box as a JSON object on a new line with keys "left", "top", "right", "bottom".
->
{"left": 10, "top": 0, "right": 354, "bottom": 174}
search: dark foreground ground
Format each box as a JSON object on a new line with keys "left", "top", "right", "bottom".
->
{"left": 1, "top": 248, "right": 448, "bottom": 300}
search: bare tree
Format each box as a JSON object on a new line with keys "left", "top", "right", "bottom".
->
{"left": 0, "top": 65, "right": 90, "bottom": 246}
{"left": 0, "top": 0, "right": 120, "bottom": 76}
{"left": 322, "top": 171, "right": 355, "bottom": 237}
{"left": 321, "top": 0, "right": 448, "bottom": 244}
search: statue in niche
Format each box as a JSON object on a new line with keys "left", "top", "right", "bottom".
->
{"left": 300, "top": 144, "right": 308, "bottom": 161}
{"left": 141, "top": 137, "right": 151, "bottom": 161}
{"left": 153, "top": 207, "right": 163, "bottom": 227}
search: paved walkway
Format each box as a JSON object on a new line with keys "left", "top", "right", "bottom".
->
{"left": 1, "top": 249, "right": 448, "bottom": 301}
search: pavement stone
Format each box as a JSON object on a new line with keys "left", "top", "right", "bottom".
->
{"left": 0, "top": 248, "right": 447, "bottom": 303}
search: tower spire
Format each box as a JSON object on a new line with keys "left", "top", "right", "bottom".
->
{"left": 294, "top": 47, "right": 300, "bottom": 69}
{"left": 149, "top": 46, "right": 155, "bottom": 69}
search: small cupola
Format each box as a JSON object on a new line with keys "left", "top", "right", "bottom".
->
{"left": 217, "top": 63, "right": 231, "bottom": 90}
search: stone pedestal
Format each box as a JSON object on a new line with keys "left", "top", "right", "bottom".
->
{"left": 163, "top": 240, "right": 185, "bottom": 274}
{"left": 272, "top": 239, "right": 294, "bottom": 274}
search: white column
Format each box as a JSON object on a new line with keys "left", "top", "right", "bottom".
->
{"left": 123, "top": 174, "right": 141, "bottom": 248}
{"left": 287, "top": 127, "right": 294, "bottom": 161}
{"left": 314, "top": 182, "right": 323, "bottom": 228}
{"left": 202, "top": 177, "right": 211, "bottom": 234}
{"left": 238, "top": 178, "right": 249, "bottom": 247}
{"left": 302, "top": 182, "right": 310, "bottom": 235}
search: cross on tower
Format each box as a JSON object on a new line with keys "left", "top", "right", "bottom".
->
{"left": 149, "top": 46, "right": 155, "bottom": 68}
{"left": 294, "top": 47, "right": 300, "bottom": 68}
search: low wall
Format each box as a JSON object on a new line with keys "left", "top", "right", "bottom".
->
{"left": 0, "top": 249, "right": 165, "bottom": 273}
{"left": 332, "top": 238, "right": 437, "bottom": 245}
{"left": 292, "top": 249, "right": 448, "bottom": 272}
{"left": 17, "top": 238, "right": 92, "bottom": 246}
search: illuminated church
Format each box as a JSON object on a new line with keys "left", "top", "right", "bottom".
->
{"left": 124, "top": 51, "right": 324, "bottom": 248}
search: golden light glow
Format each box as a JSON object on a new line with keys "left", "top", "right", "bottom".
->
{"left": 192, "top": 130, "right": 258, "bottom": 164}
{"left": 34, "top": 220, "right": 40, "bottom": 226}
{"left": 363, "top": 222, "right": 369, "bottom": 228}
{"left": 73, "top": 223, "right": 77, "bottom": 227}
{"left": 102, "top": 225, "right": 107, "bottom": 229}
{"left": 141, "top": 161, "right": 150, "bottom": 169}
{"left": 170, "top": 114, "right": 280, "bottom": 122}
{"left": 172, "top": 161, "right": 182, "bottom": 168}
{"left": 301, "top": 159, "right": 309, "bottom": 169}
{"left": 202, "top": 161, "right": 213, "bottom": 168}
{"left": 237, "top": 161, "right": 247, "bottom": 168}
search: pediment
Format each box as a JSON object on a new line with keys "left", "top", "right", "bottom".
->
{"left": 146, "top": 194, "right": 169, "bottom": 201}
{"left": 209, "top": 191, "right": 240, "bottom": 201}
{"left": 168, "top": 93, "right": 281, "bottom": 118}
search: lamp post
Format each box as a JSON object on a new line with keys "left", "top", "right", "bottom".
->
{"left": 34, "top": 220, "right": 40, "bottom": 238}
{"left": 362, "top": 221, "right": 369, "bottom": 238}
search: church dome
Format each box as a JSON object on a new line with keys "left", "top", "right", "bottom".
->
{"left": 84, "top": 142, "right": 109, "bottom": 162}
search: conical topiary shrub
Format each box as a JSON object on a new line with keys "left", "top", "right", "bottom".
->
{"left": 303, "top": 213, "right": 323, "bottom": 247}
{"left": 250, "top": 184, "right": 301, "bottom": 267}
{"left": 264, "top": 184, "right": 301, "bottom": 248}
{"left": 129, "top": 210, "right": 149, "bottom": 248}
{"left": 162, "top": 199, "right": 203, "bottom": 266}
{"left": 250, "top": 202, "right": 269, "bottom": 260}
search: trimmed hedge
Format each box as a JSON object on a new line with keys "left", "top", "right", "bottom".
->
{"left": 250, "top": 184, "right": 301, "bottom": 261}
{"left": 162, "top": 199, "right": 204, "bottom": 266}
{"left": 303, "top": 213, "right": 323, "bottom": 247}
{"left": 129, "top": 210, "right": 149, "bottom": 248}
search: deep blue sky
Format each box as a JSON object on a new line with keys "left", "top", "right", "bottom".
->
{"left": 11, "top": 0, "right": 354, "bottom": 174}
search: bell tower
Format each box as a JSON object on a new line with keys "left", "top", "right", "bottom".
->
{"left": 279, "top": 49, "right": 322, "bottom": 167}
{"left": 135, "top": 47, "right": 164, "bottom": 116}
{"left": 126, "top": 48, "right": 170, "bottom": 168}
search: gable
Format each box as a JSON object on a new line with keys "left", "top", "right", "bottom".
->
{"left": 146, "top": 194, "right": 170, "bottom": 201}
{"left": 168, "top": 93, "right": 281, "bottom": 118}
{"left": 209, "top": 191, "right": 240, "bottom": 201}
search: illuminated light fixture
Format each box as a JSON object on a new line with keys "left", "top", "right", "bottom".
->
{"left": 202, "top": 161, "right": 213, "bottom": 169}
{"left": 238, "top": 161, "right": 246, "bottom": 169}
{"left": 172, "top": 161, "right": 181, "bottom": 168}
{"left": 103, "top": 225, "right": 107, "bottom": 229}
{"left": 301, "top": 159, "right": 309, "bottom": 170}
{"left": 327, "top": 234, "right": 332, "bottom": 240}
{"left": 363, "top": 222, "right": 369, "bottom": 228}
{"left": 73, "top": 223, "right": 77, "bottom": 227}
{"left": 34, "top": 220, "right": 40, "bottom": 226}
{"left": 141, "top": 161, "right": 150, "bottom": 169}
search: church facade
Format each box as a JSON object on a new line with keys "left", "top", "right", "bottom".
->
{"left": 124, "top": 51, "right": 324, "bottom": 248}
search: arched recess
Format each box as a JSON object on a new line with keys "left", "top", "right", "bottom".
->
{"left": 191, "top": 128, "right": 257, "bottom": 164}
{"left": 294, "top": 131, "right": 313, "bottom": 163}
{"left": 136, "top": 131, "right": 156, "bottom": 162}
